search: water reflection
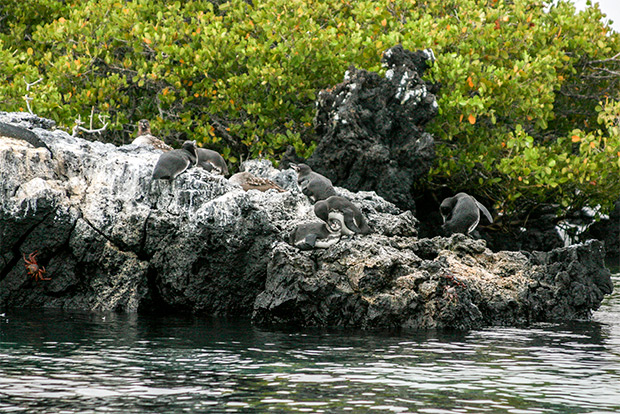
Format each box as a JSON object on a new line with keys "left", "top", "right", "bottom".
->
{"left": 1, "top": 274, "right": 619, "bottom": 413}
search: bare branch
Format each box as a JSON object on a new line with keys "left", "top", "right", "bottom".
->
{"left": 22, "top": 77, "right": 43, "bottom": 114}
{"left": 72, "top": 110, "right": 109, "bottom": 137}
{"left": 588, "top": 52, "right": 620, "bottom": 65}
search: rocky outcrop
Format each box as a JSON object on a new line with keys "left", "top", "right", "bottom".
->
{"left": 254, "top": 236, "right": 612, "bottom": 330}
{"left": 304, "top": 45, "right": 438, "bottom": 213}
{"left": 0, "top": 111, "right": 612, "bottom": 330}
{"left": 0, "top": 111, "right": 414, "bottom": 314}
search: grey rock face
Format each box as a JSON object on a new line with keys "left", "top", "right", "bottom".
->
{"left": 307, "top": 45, "right": 438, "bottom": 212}
{"left": 0, "top": 112, "right": 612, "bottom": 330}
{"left": 0, "top": 112, "right": 414, "bottom": 314}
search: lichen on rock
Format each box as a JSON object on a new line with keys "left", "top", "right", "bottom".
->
{"left": 254, "top": 235, "right": 612, "bottom": 330}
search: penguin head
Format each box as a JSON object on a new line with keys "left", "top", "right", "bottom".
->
{"left": 327, "top": 218, "right": 342, "bottom": 233}
{"left": 292, "top": 163, "right": 312, "bottom": 175}
{"left": 181, "top": 140, "right": 198, "bottom": 165}
{"left": 181, "top": 140, "right": 197, "bottom": 155}
{"left": 314, "top": 200, "right": 329, "bottom": 223}
{"left": 439, "top": 196, "right": 455, "bottom": 222}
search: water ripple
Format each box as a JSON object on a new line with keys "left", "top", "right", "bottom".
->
{"left": 1, "top": 274, "right": 619, "bottom": 413}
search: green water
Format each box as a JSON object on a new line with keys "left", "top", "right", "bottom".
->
{"left": 1, "top": 274, "right": 619, "bottom": 413}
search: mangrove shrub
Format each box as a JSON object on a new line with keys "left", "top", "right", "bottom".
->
{"left": 0, "top": 0, "right": 618, "bottom": 220}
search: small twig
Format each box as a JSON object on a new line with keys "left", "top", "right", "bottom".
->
{"left": 588, "top": 52, "right": 620, "bottom": 65}
{"left": 23, "top": 77, "right": 43, "bottom": 114}
{"left": 72, "top": 111, "right": 109, "bottom": 137}
{"left": 89, "top": 106, "right": 95, "bottom": 131}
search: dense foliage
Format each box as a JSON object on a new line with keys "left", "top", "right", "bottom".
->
{"left": 1, "top": 0, "right": 618, "bottom": 220}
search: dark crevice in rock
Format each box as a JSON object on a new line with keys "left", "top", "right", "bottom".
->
{"left": 0, "top": 208, "right": 57, "bottom": 283}
{"left": 137, "top": 210, "right": 153, "bottom": 261}
{"left": 138, "top": 265, "right": 169, "bottom": 313}
{"left": 80, "top": 215, "right": 118, "bottom": 249}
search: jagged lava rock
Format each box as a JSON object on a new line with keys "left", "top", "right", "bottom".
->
{"left": 307, "top": 45, "right": 438, "bottom": 212}
{"left": 0, "top": 112, "right": 612, "bottom": 330}
{"left": 253, "top": 236, "right": 613, "bottom": 330}
{"left": 583, "top": 198, "right": 620, "bottom": 266}
{"left": 0, "top": 111, "right": 414, "bottom": 313}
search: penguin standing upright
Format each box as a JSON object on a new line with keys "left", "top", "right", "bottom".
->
{"left": 196, "top": 147, "right": 229, "bottom": 176}
{"left": 292, "top": 163, "right": 337, "bottom": 202}
{"left": 152, "top": 140, "right": 197, "bottom": 181}
{"left": 132, "top": 119, "right": 173, "bottom": 152}
{"left": 314, "top": 196, "right": 371, "bottom": 236}
{"left": 440, "top": 192, "right": 493, "bottom": 235}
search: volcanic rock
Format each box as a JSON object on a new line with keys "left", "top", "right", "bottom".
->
{"left": 0, "top": 111, "right": 612, "bottom": 331}
{"left": 306, "top": 45, "right": 438, "bottom": 213}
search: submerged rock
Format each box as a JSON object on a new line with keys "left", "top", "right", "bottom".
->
{"left": 0, "top": 111, "right": 612, "bottom": 330}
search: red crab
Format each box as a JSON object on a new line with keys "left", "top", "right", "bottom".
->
{"left": 23, "top": 251, "right": 50, "bottom": 281}
{"left": 443, "top": 274, "right": 466, "bottom": 305}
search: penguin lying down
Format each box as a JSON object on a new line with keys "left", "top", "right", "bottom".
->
{"left": 290, "top": 196, "right": 372, "bottom": 250}
{"left": 290, "top": 220, "right": 342, "bottom": 250}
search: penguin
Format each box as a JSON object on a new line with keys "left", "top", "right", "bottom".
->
{"left": 440, "top": 192, "right": 493, "bottom": 235}
{"left": 152, "top": 140, "right": 197, "bottom": 181}
{"left": 229, "top": 171, "right": 286, "bottom": 192}
{"left": 290, "top": 221, "right": 342, "bottom": 250}
{"left": 314, "top": 196, "right": 371, "bottom": 236}
{"left": 0, "top": 121, "right": 53, "bottom": 158}
{"left": 132, "top": 119, "right": 173, "bottom": 151}
{"left": 292, "top": 163, "right": 336, "bottom": 202}
{"left": 196, "top": 147, "right": 229, "bottom": 176}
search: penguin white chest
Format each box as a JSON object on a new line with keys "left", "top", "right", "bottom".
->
{"left": 314, "top": 236, "right": 340, "bottom": 248}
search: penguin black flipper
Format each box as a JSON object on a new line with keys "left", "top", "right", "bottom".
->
{"left": 301, "top": 181, "right": 317, "bottom": 201}
{"left": 343, "top": 207, "right": 371, "bottom": 235}
{"left": 0, "top": 121, "right": 53, "bottom": 158}
{"left": 475, "top": 199, "right": 493, "bottom": 223}
{"left": 340, "top": 207, "right": 361, "bottom": 234}
{"left": 304, "top": 233, "right": 318, "bottom": 248}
